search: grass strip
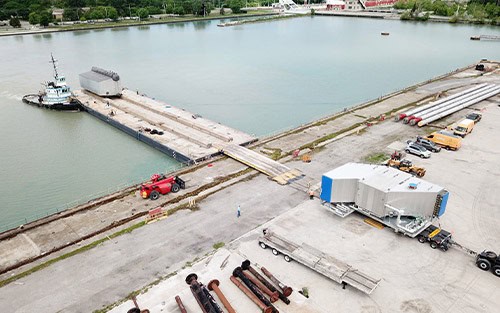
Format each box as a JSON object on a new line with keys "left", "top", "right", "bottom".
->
{"left": 0, "top": 221, "right": 146, "bottom": 288}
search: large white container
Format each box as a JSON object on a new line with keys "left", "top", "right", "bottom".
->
{"left": 79, "top": 67, "right": 122, "bottom": 97}
{"left": 320, "top": 163, "right": 448, "bottom": 219}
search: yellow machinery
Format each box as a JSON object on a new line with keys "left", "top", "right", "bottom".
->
{"left": 386, "top": 159, "right": 426, "bottom": 177}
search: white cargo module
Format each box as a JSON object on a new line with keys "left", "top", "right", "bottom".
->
{"left": 320, "top": 163, "right": 449, "bottom": 237}
{"left": 79, "top": 67, "right": 122, "bottom": 97}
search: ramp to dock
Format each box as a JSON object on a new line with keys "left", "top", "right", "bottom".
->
{"left": 259, "top": 229, "right": 381, "bottom": 294}
{"left": 221, "top": 144, "right": 303, "bottom": 185}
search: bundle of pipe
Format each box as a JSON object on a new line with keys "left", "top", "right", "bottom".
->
{"left": 409, "top": 84, "right": 499, "bottom": 126}
{"left": 396, "top": 83, "right": 488, "bottom": 123}
{"left": 418, "top": 85, "right": 500, "bottom": 126}
{"left": 185, "top": 273, "right": 223, "bottom": 313}
{"left": 230, "top": 276, "right": 273, "bottom": 313}
{"left": 232, "top": 267, "right": 279, "bottom": 313}
{"left": 241, "top": 260, "right": 291, "bottom": 304}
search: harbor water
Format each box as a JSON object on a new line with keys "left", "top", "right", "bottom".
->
{"left": 0, "top": 16, "right": 499, "bottom": 231}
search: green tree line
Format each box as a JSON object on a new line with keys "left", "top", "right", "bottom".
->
{"left": 0, "top": 0, "right": 255, "bottom": 24}
{"left": 394, "top": 0, "right": 500, "bottom": 23}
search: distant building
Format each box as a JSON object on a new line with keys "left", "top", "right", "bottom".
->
{"left": 326, "top": 0, "right": 346, "bottom": 10}
{"left": 79, "top": 67, "right": 122, "bottom": 97}
{"left": 52, "top": 9, "right": 64, "bottom": 21}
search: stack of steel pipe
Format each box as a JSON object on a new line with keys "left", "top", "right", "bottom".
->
{"left": 231, "top": 267, "right": 278, "bottom": 313}
{"left": 185, "top": 273, "right": 223, "bottom": 313}
{"left": 241, "top": 260, "right": 291, "bottom": 305}
{"left": 395, "top": 83, "right": 500, "bottom": 127}
{"left": 396, "top": 83, "right": 487, "bottom": 123}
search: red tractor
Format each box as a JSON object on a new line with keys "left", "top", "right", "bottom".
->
{"left": 140, "top": 174, "right": 185, "bottom": 200}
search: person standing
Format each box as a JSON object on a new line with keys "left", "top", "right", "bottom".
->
{"left": 237, "top": 205, "right": 241, "bottom": 218}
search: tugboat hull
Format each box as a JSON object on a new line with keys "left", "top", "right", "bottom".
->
{"left": 22, "top": 94, "right": 83, "bottom": 111}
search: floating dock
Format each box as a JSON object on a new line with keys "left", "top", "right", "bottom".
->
{"left": 74, "top": 89, "right": 257, "bottom": 164}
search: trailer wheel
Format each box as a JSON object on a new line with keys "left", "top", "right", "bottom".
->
{"left": 476, "top": 258, "right": 491, "bottom": 271}
{"left": 259, "top": 242, "right": 267, "bottom": 249}
{"left": 284, "top": 255, "right": 292, "bottom": 262}
{"left": 272, "top": 248, "right": 279, "bottom": 256}
{"left": 150, "top": 191, "right": 160, "bottom": 200}
{"left": 417, "top": 236, "right": 426, "bottom": 243}
{"left": 430, "top": 242, "right": 438, "bottom": 249}
{"left": 440, "top": 245, "right": 449, "bottom": 252}
{"left": 171, "top": 183, "right": 180, "bottom": 193}
{"left": 492, "top": 265, "right": 500, "bottom": 277}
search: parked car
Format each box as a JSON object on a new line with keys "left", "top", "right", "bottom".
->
{"left": 415, "top": 136, "right": 441, "bottom": 152}
{"left": 405, "top": 143, "right": 431, "bottom": 158}
{"left": 465, "top": 112, "right": 482, "bottom": 123}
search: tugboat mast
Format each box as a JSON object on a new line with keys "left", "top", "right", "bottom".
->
{"left": 50, "top": 53, "right": 59, "bottom": 79}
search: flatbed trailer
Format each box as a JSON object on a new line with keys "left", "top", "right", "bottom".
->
{"left": 258, "top": 228, "right": 381, "bottom": 295}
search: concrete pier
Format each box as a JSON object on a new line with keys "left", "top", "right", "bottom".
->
{"left": 74, "top": 89, "right": 257, "bottom": 164}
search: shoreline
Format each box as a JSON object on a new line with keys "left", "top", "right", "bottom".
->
{"left": 0, "top": 12, "right": 277, "bottom": 38}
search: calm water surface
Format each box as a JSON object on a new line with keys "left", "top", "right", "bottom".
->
{"left": 0, "top": 16, "right": 499, "bottom": 230}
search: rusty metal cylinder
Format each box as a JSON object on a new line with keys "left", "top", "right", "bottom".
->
{"left": 185, "top": 273, "right": 222, "bottom": 313}
{"left": 208, "top": 279, "right": 236, "bottom": 313}
{"left": 241, "top": 260, "right": 290, "bottom": 305}
{"left": 230, "top": 276, "right": 273, "bottom": 313}
{"left": 242, "top": 271, "right": 279, "bottom": 303}
{"left": 175, "top": 296, "right": 187, "bottom": 313}
{"left": 233, "top": 267, "right": 278, "bottom": 312}
{"left": 261, "top": 267, "right": 293, "bottom": 297}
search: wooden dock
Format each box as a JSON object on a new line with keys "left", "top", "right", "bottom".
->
{"left": 75, "top": 89, "right": 257, "bottom": 164}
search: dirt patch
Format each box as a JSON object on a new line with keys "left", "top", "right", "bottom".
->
{"left": 400, "top": 299, "right": 433, "bottom": 313}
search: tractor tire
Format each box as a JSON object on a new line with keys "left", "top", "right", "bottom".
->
{"left": 441, "top": 245, "right": 449, "bottom": 252}
{"left": 272, "top": 248, "right": 279, "bottom": 256}
{"left": 476, "top": 258, "right": 491, "bottom": 271}
{"left": 417, "top": 236, "right": 426, "bottom": 243}
{"left": 492, "top": 265, "right": 500, "bottom": 277}
{"left": 171, "top": 183, "right": 180, "bottom": 193}
{"left": 259, "top": 242, "right": 267, "bottom": 249}
{"left": 150, "top": 191, "right": 160, "bottom": 201}
{"left": 417, "top": 171, "right": 425, "bottom": 177}
{"left": 430, "top": 242, "right": 438, "bottom": 249}
{"left": 284, "top": 255, "right": 292, "bottom": 262}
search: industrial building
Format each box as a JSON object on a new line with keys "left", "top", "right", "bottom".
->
{"left": 320, "top": 163, "right": 449, "bottom": 237}
{"left": 79, "top": 67, "right": 122, "bottom": 97}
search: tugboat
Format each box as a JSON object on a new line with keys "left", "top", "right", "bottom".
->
{"left": 22, "top": 54, "right": 82, "bottom": 111}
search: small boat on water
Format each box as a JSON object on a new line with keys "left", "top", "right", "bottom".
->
{"left": 23, "top": 54, "right": 82, "bottom": 111}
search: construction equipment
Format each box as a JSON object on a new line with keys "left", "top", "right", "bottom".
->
{"left": 258, "top": 228, "right": 381, "bottom": 294}
{"left": 386, "top": 159, "right": 426, "bottom": 177}
{"left": 140, "top": 174, "right": 185, "bottom": 200}
{"left": 476, "top": 251, "right": 500, "bottom": 277}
